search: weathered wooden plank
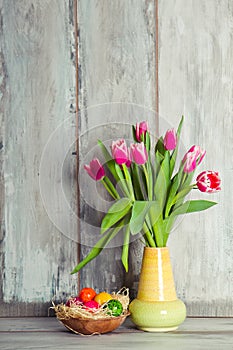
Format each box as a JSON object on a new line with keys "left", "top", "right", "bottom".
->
{"left": 1, "top": 0, "right": 231, "bottom": 318}
{"left": 1, "top": 316, "right": 233, "bottom": 333}
{"left": 77, "top": 0, "right": 157, "bottom": 297}
{"left": 0, "top": 1, "right": 7, "bottom": 305}
{"left": 0, "top": 318, "right": 233, "bottom": 350}
{"left": 0, "top": 0, "right": 78, "bottom": 315}
{"left": 159, "top": 0, "right": 233, "bottom": 316}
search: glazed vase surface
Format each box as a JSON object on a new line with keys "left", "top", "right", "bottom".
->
{"left": 129, "top": 247, "right": 186, "bottom": 332}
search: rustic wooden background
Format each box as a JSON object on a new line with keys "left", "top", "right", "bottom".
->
{"left": 0, "top": 0, "right": 232, "bottom": 317}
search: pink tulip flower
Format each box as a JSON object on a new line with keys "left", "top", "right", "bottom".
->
{"left": 84, "top": 158, "right": 105, "bottom": 181}
{"left": 111, "top": 139, "right": 129, "bottom": 165}
{"left": 130, "top": 142, "right": 148, "bottom": 165}
{"left": 164, "top": 128, "right": 177, "bottom": 150}
{"left": 125, "top": 150, "right": 132, "bottom": 168}
{"left": 136, "top": 121, "right": 149, "bottom": 142}
{"left": 196, "top": 171, "right": 221, "bottom": 193}
{"left": 182, "top": 145, "right": 206, "bottom": 173}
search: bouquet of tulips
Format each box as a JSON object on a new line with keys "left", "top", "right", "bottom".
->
{"left": 72, "top": 117, "right": 221, "bottom": 274}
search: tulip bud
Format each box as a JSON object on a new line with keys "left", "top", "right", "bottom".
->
{"left": 130, "top": 142, "right": 148, "bottom": 165}
{"left": 135, "top": 121, "right": 149, "bottom": 142}
{"left": 111, "top": 139, "right": 129, "bottom": 165}
{"left": 182, "top": 145, "right": 206, "bottom": 173}
{"left": 196, "top": 171, "right": 221, "bottom": 193}
{"left": 84, "top": 158, "right": 105, "bottom": 181}
{"left": 164, "top": 128, "right": 177, "bottom": 150}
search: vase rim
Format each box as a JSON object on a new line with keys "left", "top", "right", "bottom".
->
{"left": 144, "top": 246, "right": 168, "bottom": 251}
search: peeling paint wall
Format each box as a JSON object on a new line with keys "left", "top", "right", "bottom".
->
{"left": 0, "top": 0, "right": 232, "bottom": 317}
{"left": 77, "top": 0, "right": 157, "bottom": 299}
{"left": 0, "top": 0, "right": 78, "bottom": 316}
{"left": 159, "top": 0, "right": 233, "bottom": 316}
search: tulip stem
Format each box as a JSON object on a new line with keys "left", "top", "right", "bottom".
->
{"left": 122, "top": 164, "right": 135, "bottom": 201}
{"left": 101, "top": 177, "right": 120, "bottom": 199}
{"left": 147, "top": 160, "right": 153, "bottom": 200}
{"left": 114, "top": 163, "right": 131, "bottom": 198}
{"left": 171, "top": 184, "right": 195, "bottom": 207}
{"left": 142, "top": 164, "right": 152, "bottom": 200}
{"left": 142, "top": 223, "right": 156, "bottom": 247}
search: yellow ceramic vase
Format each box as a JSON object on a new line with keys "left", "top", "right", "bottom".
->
{"left": 129, "top": 247, "right": 186, "bottom": 332}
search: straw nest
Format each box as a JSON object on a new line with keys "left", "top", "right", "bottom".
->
{"left": 52, "top": 287, "right": 130, "bottom": 321}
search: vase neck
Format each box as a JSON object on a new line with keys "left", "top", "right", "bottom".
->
{"left": 137, "top": 247, "right": 177, "bottom": 302}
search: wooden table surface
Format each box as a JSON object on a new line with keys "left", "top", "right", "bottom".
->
{"left": 0, "top": 317, "right": 233, "bottom": 350}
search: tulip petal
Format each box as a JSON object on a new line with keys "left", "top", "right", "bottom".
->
{"left": 135, "top": 121, "right": 149, "bottom": 142}
{"left": 130, "top": 142, "right": 148, "bottom": 165}
{"left": 111, "top": 139, "right": 129, "bottom": 165}
{"left": 84, "top": 158, "right": 105, "bottom": 181}
{"left": 182, "top": 145, "right": 206, "bottom": 173}
{"left": 164, "top": 128, "right": 177, "bottom": 150}
{"left": 196, "top": 171, "right": 221, "bottom": 193}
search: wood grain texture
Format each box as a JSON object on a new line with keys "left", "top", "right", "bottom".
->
{"left": 1, "top": 317, "right": 233, "bottom": 350}
{"left": 0, "top": 0, "right": 78, "bottom": 316}
{"left": 77, "top": 0, "right": 157, "bottom": 297}
{"left": 1, "top": 0, "right": 232, "bottom": 318}
{"left": 0, "top": 1, "right": 6, "bottom": 304}
{"left": 158, "top": 0, "right": 233, "bottom": 316}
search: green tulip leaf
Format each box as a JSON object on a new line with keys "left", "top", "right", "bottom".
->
{"left": 98, "top": 140, "right": 118, "bottom": 180}
{"left": 132, "top": 163, "right": 144, "bottom": 200}
{"left": 101, "top": 198, "right": 132, "bottom": 234}
{"left": 154, "top": 151, "right": 170, "bottom": 209}
{"left": 163, "top": 199, "right": 217, "bottom": 244}
{"left": 71, "top": 225, "right": 122, "bottom": 274}
{"left": 146, "top": 160, "right": 153, "bottom": 200}
{"left": 122, "top": 164, "right": 135, "bottom": 200}
{"left": 145, "top": 131, "right": 151, "bottom": 152}
{"left": 180, "top": 172, "right": 195, "bottom": 191}
{"left": 165, "top": 173, "right": 180, "bottom": 217}
{"left": 165, "top": 164, "right": 185, "bottom": 217}
{"left": 177, "top": 115, "right": 184, "bottom": 137}
{"left": 132, "top": 125, "right": 137, "bottom": 142}
{"left": 114, "top": 163, "right": 131, "bottom": 197}
{"left": 130, "top": 201, "right": 152, "bottom": 235}
{"left": 154, "top": 150, "right": 162, "bottom": 179}
{"left": 121, "top": 224, "right": 130, "bottom": 272}
{"left": 173, "top": 200, "right": 217, "bottom": 215}
{"left": 155, "top": 136, "right": 166, "bottom": 157}
{"left": 172, "top": 185, "right": 194, "bottom": 205}
{"left": 149, "top": 201, "right": 161, "bottom": 228}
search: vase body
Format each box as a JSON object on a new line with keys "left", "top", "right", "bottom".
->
{"left": 129, "top": 247, "right": 186, "bottom": 332}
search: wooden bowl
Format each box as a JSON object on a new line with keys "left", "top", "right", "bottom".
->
{"left": 59, "top": 313, "right": 130, "bottom": 335}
